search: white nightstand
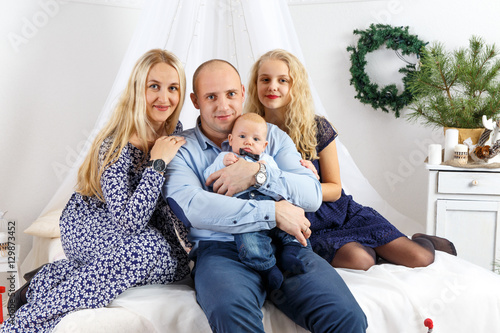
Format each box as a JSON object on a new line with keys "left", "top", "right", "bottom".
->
{"left": 426, "top": 164, "right": 500, "bottom": 271}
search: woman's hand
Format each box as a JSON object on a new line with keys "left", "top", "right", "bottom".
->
{"left": 150, "top": 135, "right": 186, "bottom": 164}
{"left": 300, "top": 159, "right": 320, "bottom": 180}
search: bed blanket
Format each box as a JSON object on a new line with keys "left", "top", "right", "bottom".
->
{"left": 52, "top": 252, "right": 500, "bottom": 333}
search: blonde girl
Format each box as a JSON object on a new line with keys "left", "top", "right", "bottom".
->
{"left": 245, "top": 49, "right": 456, "bottom": 270}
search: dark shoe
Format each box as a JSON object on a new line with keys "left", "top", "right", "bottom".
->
{"left": 260, "top": 265, "right": 284, "bottom": 291}
{"left": 412, "top": 233, "right": 457, "bottom": 256}
{"left": 23, "top": 263, "right": 48, "bottom": 281}
{"left": 278, "top": 244, "right": 305, "bottom": 276}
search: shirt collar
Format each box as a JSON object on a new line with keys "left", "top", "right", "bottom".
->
{"left": 193, "top": 117, "right": 231, "bottom": 152}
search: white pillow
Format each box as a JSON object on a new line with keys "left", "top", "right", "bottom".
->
{"left": 24, "top": 209, "right": 63, "bottom": 238}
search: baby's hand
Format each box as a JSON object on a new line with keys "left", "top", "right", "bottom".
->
{"left": 300, "top": 159, "right": 319, "bottom": 180}
{"left": 223, "top": 153, "right": 239, "bottom": 166}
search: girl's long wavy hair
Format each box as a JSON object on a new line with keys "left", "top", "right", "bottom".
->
{"left": 76, "top": 49, "right": 186, "bottom": 201}
{"left": 244, "top": 49, "right": 318, "bottom": 160}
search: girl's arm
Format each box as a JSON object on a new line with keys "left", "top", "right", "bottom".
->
{"left": 316, "top": 140, "right": 343, "bottom": 202}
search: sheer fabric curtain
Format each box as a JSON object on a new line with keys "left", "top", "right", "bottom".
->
{"left": 39, "top": 0, "right": 421, "bottom": 233}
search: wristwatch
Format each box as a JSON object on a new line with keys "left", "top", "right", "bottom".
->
{"left": 254, "top": 163, "right": 267, "bottom": 189}
{"left": 147, "top": 159, "right": 167, "bottom": 174}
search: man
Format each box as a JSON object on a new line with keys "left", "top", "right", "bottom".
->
{"left": 163, "top": 59, "right": 367, "bottom": 332}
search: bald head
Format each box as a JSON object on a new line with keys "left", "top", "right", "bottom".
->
{"left": 189, "top": 59, "right": 246, "bottom": 147}
{"left": 192, "top": 59, "right": 241, "bottom": 96}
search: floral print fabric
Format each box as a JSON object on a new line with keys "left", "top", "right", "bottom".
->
{"left": 2, "top": 123, "right": 190, "bottom": 332}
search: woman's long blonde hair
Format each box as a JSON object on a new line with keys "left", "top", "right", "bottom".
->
{"left": 76, "top": 49, "right": 186, "bottom": 201}
{"left": 244, "top": 49, "right": 318, "bottom": 160}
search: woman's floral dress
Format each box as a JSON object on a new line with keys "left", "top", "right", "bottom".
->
{"left": 2, "top": 122, "right": 190, "bottom": 332}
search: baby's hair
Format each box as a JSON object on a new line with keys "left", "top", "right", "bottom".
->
{"left": 233, "top": 113, "right": 268, "bottom": 135}
{"left": 244, "top": 49, "right": 318, "bottom": 160}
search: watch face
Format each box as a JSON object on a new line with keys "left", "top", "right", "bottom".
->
{"left": 256, "top": 172, "right": 266, "bottom": 184}
{"left": 153, "top": 159, "right": 166, "bottom": 172}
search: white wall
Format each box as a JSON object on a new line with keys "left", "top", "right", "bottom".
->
{"left": 1, "top": 0, "right": 499, "bottom": 265}
{"left": 288, "top": 0, "right": 500, "bottom": 228}
{"left": 0, "top": 0, "right": 141, "bottom": 263}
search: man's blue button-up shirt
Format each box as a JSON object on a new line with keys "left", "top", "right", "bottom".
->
{"left": 163, "top": 118, "right": 321, "bottom": 249}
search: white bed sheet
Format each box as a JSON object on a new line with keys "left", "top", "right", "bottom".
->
{"left": 27, "top": 238, "right": 500, "bottom": 333}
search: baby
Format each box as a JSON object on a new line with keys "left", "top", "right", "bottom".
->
{"left": 204, "top": 113, "right": 305, "bottom": 290}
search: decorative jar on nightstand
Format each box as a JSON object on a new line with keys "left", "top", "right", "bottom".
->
{"left": 426, "top": 164, "right": 500, "bottom": 271}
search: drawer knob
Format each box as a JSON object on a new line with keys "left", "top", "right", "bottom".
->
{"left": 472, "top": 179, "right": 479, "bottom": 186}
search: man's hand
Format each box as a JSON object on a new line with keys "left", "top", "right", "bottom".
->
{"left": 206, "top": 158, "right": 260, "bottom": 196}
{"left": 275, "top": 200, "right": 311, "bottom": 246}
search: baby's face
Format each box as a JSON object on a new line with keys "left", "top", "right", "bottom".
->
{"left": 229, "top": 119, "right": 268, "bottom": 156}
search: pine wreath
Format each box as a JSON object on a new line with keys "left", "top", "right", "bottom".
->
{"left": 347, "top": 24, "right": 426, "bottom": 117}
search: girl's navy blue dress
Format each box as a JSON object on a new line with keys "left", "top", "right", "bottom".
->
{"left": 306, "top": 117, "right": 405, "bottom": 263}
{"left": 2, "top": 123, "right": 190, "bottom": 332}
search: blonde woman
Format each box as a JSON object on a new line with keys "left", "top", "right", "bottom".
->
{"left": 4, "top": 49, "right": 190, "bottom": 332}
{"left": 245, "top": 49, "right": 456, "bottom": 271}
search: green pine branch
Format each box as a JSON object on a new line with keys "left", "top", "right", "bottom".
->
{"left": 407, "top": 36, "right": 500, "bottom": 128}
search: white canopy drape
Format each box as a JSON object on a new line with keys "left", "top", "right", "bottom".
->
{"left": 38, "top": 0, "right": 421, "bottom": 234}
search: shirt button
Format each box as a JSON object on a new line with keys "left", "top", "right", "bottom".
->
{"left": 264, "top": 215, "right": 269, "bottom": 220}
{"left": 233, "top": 220, "right": 237, "bottom": 224}
{"left": 250, "top": 192, "right": 255, "bottom": 198}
